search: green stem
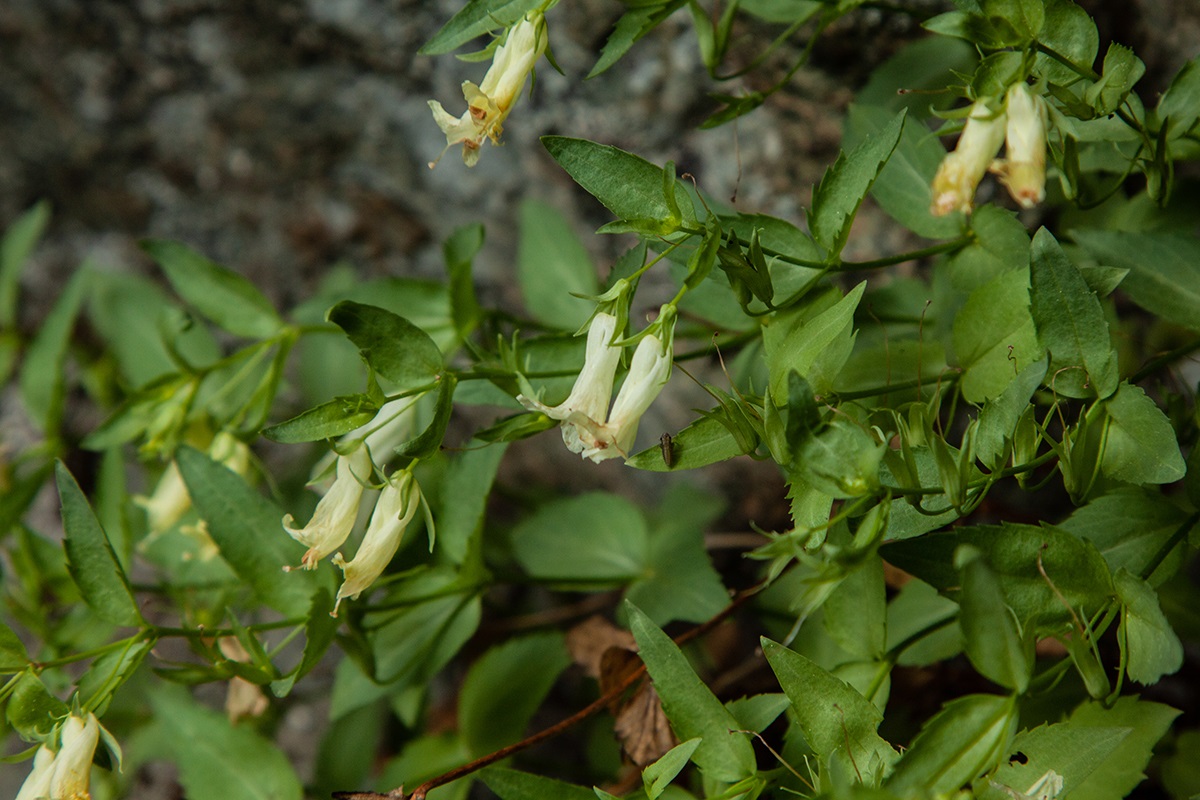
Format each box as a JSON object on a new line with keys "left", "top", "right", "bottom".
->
{"left": 33, "top": 635, "right": 153, "bottom": 670}
{"left": 1033, "top": 42, "right": 1099, "bottom": 81}
{"left": 834, "top": 372, "right": 961, "bottom": 402}
{"left": 1139, "top": 513, "right": 1199, "bottom": 582}
{"left": 150, "top": 618, "right": 306, "bottom": 638}
{"left": 1129, "top": 336, "right": 1200, "bottom": 383}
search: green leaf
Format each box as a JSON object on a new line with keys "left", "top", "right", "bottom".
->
{"left": 512, "top": 493, "right": 646, "bottom": 584}
{"left": 150, "top": 685, "right": 303, "bottom": 800}
{"left": 444, "top": 223, "right": 484, "bottom": 340}
{"left": 327, "top": 301, "right": 444, "bottom": 389}
{"left": 56, "top": 462, "right": 143, "bottom": 626}
{"left": 541, "top": 137, "right": 696, "bottom": 233}
{"left": 19, "top": 269, "right": 87, "bottom": 434}
{"left": 460, "top": 633, "right": 569, "bottom": 756}
{"left": 1157, "top": 55, "right": 1200, "bottom": 139}
{"left": 7, "top": 672, "right": 69, "bottom": 739}
{"left": 796, "top": 418, "right": 884, "bottom": 498}
{"left": 176, "top": 445, "right": 316, "bottom": 616}
{"left": 141, "top": 239, "right": 282, "bottom": 339}
{"left": 885, "top": 694, "right": 1017, "bottom": 796}
{"left": 763, "top": 638, "right": 898, "bottom": 784}
{"left": 1114, "top": 568, "right": 1183, "bottom": 684}
{"left": 0, "top": 622, "right": 30, "bottom": 671}
{"left": 261, "top": 395, "right": 379, "bottom": 443}
{"left": 76, "top": 638, "right": 151, "bottom": 715}
{"left": 944, "top": 205, "right": 1031, "bottom": 292}
{"left": 420, "top": 0, "right": 544, "bottom": 55}
{"left": 481, "top": 767, "right": 596, "bottom": 800}
{"left": 881, "top": 522, "right": 1113, "bottom": 628}
{"left": 643, "top": 740, "right": 701, "bottom": 800}
{"left": 587, "top": 1, "right": 686, "bottom": 78}
{"left": 764, "top": 282, "right": 865, "bottom": 399}
{"left": 1072, "top": 230, "right": 1200, "bottom": 332}
{"left": 437, "top": 442, "right": 508, "bottom": 565}
{"left": 366, "top": 570, "right": 481, "bottom": 685}
{"left": 975, "top": 358, "right": 1047, "bottom": 470}
{"left": 629, "top": 603, "right": 757, "bottom": 782}
{"left": 1066, "top": 697, "right": 1180, "bottom": 800}
{"left": 1033, "top": 0, "right": 1099, "bottom": 86}
{"left": 0, "top": 200, "right": 50, "bottom": 329}
{"left": 627, "top": 413, "right": 748, "bottom": 471}
{"left": 396, "top": 373, "right": 458, "bottom": 459}
{"left": 958, "top": 551, "right": 1032, "bottom": 693}
{"left": 983, "top": 0, "right": 1044, "bottom": 38}
{"left": 517, "top": 199, "right": 598, "bottom": 329}
{"left": 845, "top": 104, "right": 964, "bottom": 240}
{"left": 1100, "top": 383, "right": 1185, "bottom": 485}
{"left": 271, "top": 588, "right": 338, "bottom": 697}
{"left": 1058, "top": 488, "right": 1190, "bottom": 585}
{"left": 979, "top": 719, "right": 1129, "bottom": 800}
{"left": 1029, "top": 228, "right": 1118, "bottom": 400}
{"left": 886, "top": 579, "right": 961, "bottom": 668}
{"left": 824, "top": 555, "right": 887, "bottom": 660}
{"left": 1085, "top": 43, "right": 1145, "bottom": 115}
{"left": 809, "top": 110, "right": 906, "bottom": 259}
{"left": 953, "top": 264, "right": 1043, "bottom": 404}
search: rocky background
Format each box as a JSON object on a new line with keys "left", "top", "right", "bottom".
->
{"left": 1, "top": 0, "right": 1198, "bottom": 795}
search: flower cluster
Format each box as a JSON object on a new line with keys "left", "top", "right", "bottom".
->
{"left": 428, "top": 13, "right": 547, "bottom": 167}
{"left": 518, "top": 310, "right": 675, "bottom": 463}
{"left": 17, "top": 713, "right": 101, "bottom": 800}
{"left": 930, "top": 83, "right": 1048, "bottom": 216}
{"left": 282, "top": 398, "right": 423, "bottom": 615}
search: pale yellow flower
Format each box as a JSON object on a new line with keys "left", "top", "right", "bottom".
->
{"left": 428, "top": 13, "right": 547, "bottom": 167}
{"left": 332, "top": 470, "right": 421, "bottom": 615}
{"left": 282, "top": 446, "right": 371, "bottom": 571}
{"left": 15, "top": 743, "right": 55, "bottom": 800}
{"left": 990, "top": 83, "right": 1048, "bottom": 209}
{"left": 930, "top": 99, "right": 1007, "bottom": 216}
{"left": 582, "top": 332, "right": 673, "bottom": 463}
{"left": 17, "top": 713, "right": 102, "bottom": 800}
{"left": 518, "top": 312, "right": 623, "bottom": 457}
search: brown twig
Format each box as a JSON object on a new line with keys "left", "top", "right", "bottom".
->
{"left": 334, "top": 580, "right": 766, "bottom": 800}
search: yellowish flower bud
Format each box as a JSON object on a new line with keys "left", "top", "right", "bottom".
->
{"left": 331, "top": 470, "right": 421, "bottom": 615}
{"left": 990, "top": 83, "right": 1048, "bottom": 209}
{"left": 930, "top": 100, "right": 1007, "bottom": 216}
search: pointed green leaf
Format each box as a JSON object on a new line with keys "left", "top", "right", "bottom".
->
{"left": 19, "top": 269, "right": 87, "bottom": 433}
{"left": 437, "top": 441, "right": 508, "bottom": 565}
{"left": 76, "top": 638, "right": 151, "bottom": 715}
{"left": 517, "top": 199, "right": 598, "bottom": 329}
{"left": 444, "top": 223, "right": 484, "bottom": 340}
{"left": 7, "top": 673, "right": 70, "bottom": 739}
{"left": 885, "top": 694, "right": 1017, "bottom": 796}
{"left": 1032, "top": 0, "right": 1098, "bottom": 86}
{"left": 1100, "top": 383, "right": 1185, "bottom": 485}
{"left": 1157, "top": 55, "right": 1200, "bottom": 139}
{"left": 261, "top": 395, "right": 379, "bottom": 443}
{"left": 0, "top": 622, "right": 29, "bottom": 672}
{"left": 954, "top": 265, "right": 1043, "bottom": 404}
{"left": 1072, "top": 231, "right": 1200, "bottom": 332}
{"left": 177, "top": 445, "right": 316, "bottom": 616}
{"left": 150, "top": 685, "right": 303, "bottom": 800}
{"left": 762, "top": 638, "right": 898, "bottom": 783}
{"left": 643, "top": 738, "right": 702, "bottom": 800}
{"left": 481, "top": 767, "right": 596, "bottom": 800}
{"left": 56, "top": 462, "right": 143, "bottom": 626}
{"left": 1059, "top": 488, "right": 1190, "bottom": 586}
{"left": 1066, "top": 697, "right": 1180, "bottom": 800}
{"left": 1114, "top": 568, "right": 1183, "bottom": 684}
{"left": 327, "top": 301, "right": 443, "bottom": 389}
{"left": 809, "top": 110, "right": 906, "bottom": 259}
{"left": 764, "top": 282, "right": 865, "bottom": 400}
{"left": 420, "top": 0, "right": 545, "bottom": 55}
{"left": 513, "top": 493, "right": 647, "bottom": 584}
{"left": 1029, "top": 228, "right": 1118, "bottom": 399}
{"left": 541, "top": 137, "right": 696, "bottom": 233}
{"left": 0, "top": 200, "right": 50, "bottom": 329}
{"left": 825, "top": 555, "right": 887, "bottom": 660}
{"left": 627, "top": 413, "right": 747, "bottom": 471}
{"left": 142, "top": 239, "right": 282, "bottom": 338}
{"left": 629, "top": 603, "right": 757, "bottom": 782}
{"left": 587, "top": 1, "right": 686, "bottom": 78}
{"left": 958, "top": 551, "right": 1032, "bottom": 693}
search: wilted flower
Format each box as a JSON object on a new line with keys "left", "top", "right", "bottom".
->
{"left": 518, "top": 312, "right": 623, "bottom": 456}
{"left": 990, "top": 83, "right": 1048, "bottom": 209}
{"left": 17, "top": 713, "right": 102, "bottom": 800}
{"left": 331, "top": 470, "right": 421, "bottom": 615}
{"left": 282, "top": 446, "right": 371, "bottom": 571}
{"left": 930, "top": 99, "right": 1007, "bottom": 216}
{"left": 583, "top": 332, "right": 673, "bottom": 463}
{"left": 219, "top": 638, "right": 269, "bottom": 723}
{"left": 428, "top": 13, "right": 547, "bottom": 167}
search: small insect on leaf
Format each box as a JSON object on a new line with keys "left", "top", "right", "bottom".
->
{"left": 660, "top": 432, "right": 674, "bottom": 468}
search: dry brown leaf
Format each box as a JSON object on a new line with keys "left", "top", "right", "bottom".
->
{"left": 614, "top": 683, "right": 678, "bottom": 767}
{"left": 566, "top": 615, "right": 636, "bottom": 679}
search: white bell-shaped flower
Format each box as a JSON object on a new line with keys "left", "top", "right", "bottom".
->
{"left": 332, "top": 470, "right": 421, "bottom": 615}
{"left": 282, "top": 446, "right": 371, "bottom": 571}
{"left": 582, "top": 332, "right": 673, "bottom": 463}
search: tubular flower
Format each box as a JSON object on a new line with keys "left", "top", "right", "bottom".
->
{"left": 517, "top": 312, "right": 623, "bottom": 457}
{"left": 427, "top": 13, "right": 547, "bottom": 167}
{"left": 136, "top": 431, "right": 252, "bottom": 536}
{"left": 990, "top": 83, "right": 1048, "bottom": 209}
{"left": 282, "top": 446, "right": 371, "bottom": 571}
{"left": 930, "top": 99, "right": 1007, "bottom": 216}
{"left": 582, "top": 332, "right": 673, "bottom": 463}
{"left": 332, "top": 470, "right": 421, "bottom": 615}
{"left": 17, "top": 713, "right": 102, "bottom": 800}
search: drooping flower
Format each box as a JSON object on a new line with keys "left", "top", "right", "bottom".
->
{"left": 331, "top": 470, "right": 421, "bottom": 615}
{"left": 17, "top": 713, "right": 103, "bottom": 800}
{"left": 582, "top": 332, "right": 673, "bottom": 463}
{"left": 282, "top": 446, "right": 371, "bottom": 571}
{"left": 136, "top": 430, "right": 252, "bottom": 536}
{"left": 518, "top": 312, "right": 623, "bottom": 456}
{"left": 930, "top": 99, "right": 1007, "bottom": 216}
{"left": 990, "top": 83, "right": 1048, "bottom": 209}
{"left": 428, "top": 13, "right": 547, "bottom": 167}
